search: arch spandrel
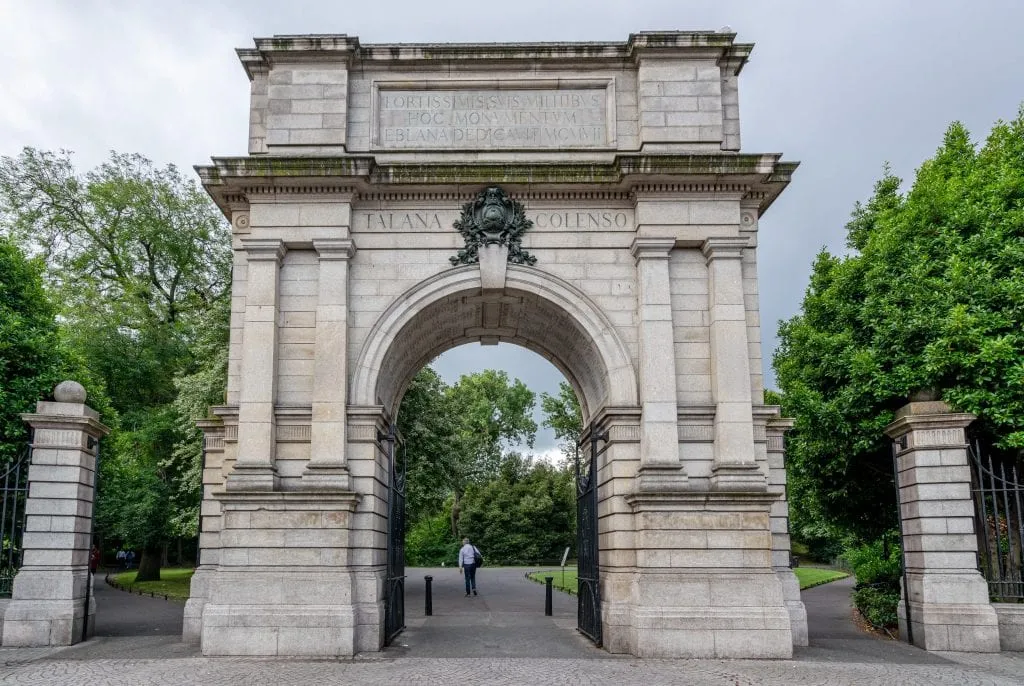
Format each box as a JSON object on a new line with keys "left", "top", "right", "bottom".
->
{"left": 350, "top": 264, "right": 639, "bottom": 421}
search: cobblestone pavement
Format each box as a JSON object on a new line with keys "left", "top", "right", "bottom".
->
{"left": 1, "top": 651, "right": 1023, "bottom": 686}
{"left": 1, "top": 570, "right": 1020, "bottom": 684}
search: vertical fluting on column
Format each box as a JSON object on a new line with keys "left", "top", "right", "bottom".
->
{"left": 631, "top": 237, "right": 686, "bottom": 492}
{"left": 702, "top": 237, "right": 764, "bottom": 491}
{"left": 303, "top": 238, "right": 356, "bottom": 489}
{"left": 228, "top": 238, "right": 286, "bottom": 492}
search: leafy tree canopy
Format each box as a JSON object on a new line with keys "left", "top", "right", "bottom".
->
{"left": 774, "top": 107, "right": 1024, "bottom": 542}
{"left": 0, "top": 148, "right": 231, "bottom": 579}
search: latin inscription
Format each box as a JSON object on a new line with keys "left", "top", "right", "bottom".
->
{"left": 375, "top": 88, "right": 609, "bottom": 149}
{"left": 355, "top": 211, "right": 631, "bottom": 231}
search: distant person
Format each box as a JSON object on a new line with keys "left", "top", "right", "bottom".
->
{"left": 116, "top": 549, "right": 125, "bottom": 567}
{"left": 458, "top": 537, "right": 482, "bottom": 597}
{"left": 126, "top": 550, "right": 135, "bottom": 569}
{"left": 89, "top": 545, "right": 100, "bottom": 574}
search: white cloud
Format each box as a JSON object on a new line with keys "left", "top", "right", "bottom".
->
{"left": 4, "top": 0, "right": 1023, "bottom": 393}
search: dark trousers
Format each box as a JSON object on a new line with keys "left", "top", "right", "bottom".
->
{"left": 463, "top": 563, "right": 478, "bottom": 593}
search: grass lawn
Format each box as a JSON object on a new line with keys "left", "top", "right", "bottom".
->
{"left": 527, "top": 568, "right": 578, "bottom": 594}
{"left": 794, "top": 567, "right": 849, "bottom": 590}
{"left": 531, "top": 567, "right": 847, "bottom": 593}
{"left": 108, "top": 567, "right": 194, "bottom": 600}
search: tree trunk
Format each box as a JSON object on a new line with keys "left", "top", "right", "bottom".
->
{"left": 450, "top": 493, "right": 461, "bottom": 538}
{"left": 176, "top": 538, "right": 184, "bottom": 566}
{"left": 161, "top": 541, "right": 170, "bottom": 568}
{"left": 135, "top": 544, "right": 163, "bottom": 582}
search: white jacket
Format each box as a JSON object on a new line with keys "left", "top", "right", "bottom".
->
{"left": 458, "top": 543, "right": 479, "bottom": 566}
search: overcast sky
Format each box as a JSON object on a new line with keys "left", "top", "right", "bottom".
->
{"left": 3, "top": 1, "right": 1022, "bottom": 457}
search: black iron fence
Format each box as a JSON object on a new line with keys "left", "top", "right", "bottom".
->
{"left": 576, "top": 426, "right": 607, "bottom": 647}
{"left": 0, "top": 440, "right": 31, "bottom": 598}
{"left": 968, "top": 439, "right": 1024, "bottom": 602}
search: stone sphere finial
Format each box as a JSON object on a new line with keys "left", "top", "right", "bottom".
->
{"left": 54, "top": 380, "right": 87, "bottom": 403}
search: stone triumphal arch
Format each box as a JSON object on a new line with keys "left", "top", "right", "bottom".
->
{"left": 185, "top": 31, "right": 805, "bottom": 658}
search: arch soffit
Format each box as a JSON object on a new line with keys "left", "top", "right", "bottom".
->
{"left": 350, "top": 265, "right": 639, "bottom": 419}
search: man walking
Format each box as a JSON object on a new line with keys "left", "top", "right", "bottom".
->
{"left": 458, "top": 537, "right": 481, "bottom": 597}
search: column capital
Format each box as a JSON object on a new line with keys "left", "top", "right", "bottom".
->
{"left": 240, "top": 238, "right": 287, "bottom": 263}
{"left": 701, "top": 236, "right": 749, "bottom": 262}
{"left": 883, "top": 401, "right": 975, "bottom": 440}
{"left": 630, "top": 237, "right": 675, "bottom": 262}
{"left": 313, "top": 238, "right": 356, "bottom": 260}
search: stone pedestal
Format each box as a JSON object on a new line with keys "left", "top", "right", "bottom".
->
{"left": 3, "top": 382, "right": 109, "bottom": 647}
{"left": 884, "top": 401, "right": 1000, "bottom": 652}
{"left": 620, "top": 491, "right": 793, "bottom": 658}
{"left": 766, "top": 416, "right": 807, "bottom": 646}
{"left": 196, "top": 491, "right": 362, "bottom": 656}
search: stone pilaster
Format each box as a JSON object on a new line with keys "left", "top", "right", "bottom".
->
{"left": 630, "top": 237, "right": 686, "bottom": 492}
{"left": 765, "top": 415, "right": 807, "bottom": 647}
{"left": 702, "top": 237, "right": 763, "bottom": 491}
{"left": 229, "top": 238, "right": 286, "bottom": 491}
{"left": 303, "top": 238, "right": 356, "bottom": 489}
{"left": 884, "top": 401, "right": 1000, "bottom": 652}
{"left": 183, "top": 418, "right": 226, "bottom": 644}
{"left": 2, "top": 382, "right": 109, "bottom": 647}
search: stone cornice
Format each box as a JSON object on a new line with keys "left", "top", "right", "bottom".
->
{"left": 237, "top": 32, "right": 751, "bottom": 79}
{"left": 197, "top": 154, "right": 797, "bottom": 218}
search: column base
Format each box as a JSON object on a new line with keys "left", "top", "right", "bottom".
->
{"left": 635, "top": 465, "right": 688, "bottom": 492}
{"left": 183, "top": 566, "right": 216, "bottom": 645}
{"left": 899, "top": 600, "right": 1001, "bottom": 652}
{"left": 300, "top": 466, "right": 352, "bottom": 490}
{"left": 620, "top": 490, "right": 794, "bottom": 658}
{"left": 2, "top": 598, "right": 91, "bottom": 647}
{"left": 200, "top": 490, "right": 363, "bottom": 656}
{"left": 202, "top": 600, "right": 357, "bottom": 657}
{"left": 611, "top": 572, "right": 793, "bottom": 658}
{"left": 710, "top": 463, "right": 767, "bottom": 492}
{"left": 2, "top": 569, "right": 93, "bottom": 647}
{"left": 899, "top": 572, "right": 1001, "bottom": 652}
{"left": 776, "top": 568, "right": 808, "bottom": 646}
{"left": 994, "top": 603, "right": 1024, "bottom": 652}
{"left": 225, "top": 465, "right": 278, "bottom": 491}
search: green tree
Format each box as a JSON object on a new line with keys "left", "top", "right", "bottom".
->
{"left": 0, "top": 148, "right": 231, "bottom": 580}
{"left": 458, "top": 454, "right": 575, "bottom": 565}
{"left": 774, "top": 107, "right": 1024, "bottom": 543}
{"left": 540, "top": 381, "right": 583, "bottom": 462}
{"left": 0, "top": 238, "right": 68, "bottom": 462}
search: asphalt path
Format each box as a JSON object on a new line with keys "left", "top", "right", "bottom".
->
{"left": 396, "top": 566, "right": 606, "bottom": 658}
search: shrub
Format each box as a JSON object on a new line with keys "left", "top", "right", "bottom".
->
{"left": 842, "top": 538, "right": 902, "bottom": 630}
{"left": 405, "top": 511, "right": 460, "bottom": 567}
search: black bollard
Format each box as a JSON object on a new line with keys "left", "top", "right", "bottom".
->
{"left": 425, "top": 575, "right": 433, "bottom": 616}
{"left": 545, "top": 576, "right": 553, "bottom": 616}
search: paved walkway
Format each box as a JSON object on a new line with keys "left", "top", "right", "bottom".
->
{"left": 396, "top": 566, "right": 604, "bottom": 658}
{"left": 1, "top": 569, "right": 1021, "bottom": 684}
{"left": 92, "top": 573, "right": 183, "bottom": 637}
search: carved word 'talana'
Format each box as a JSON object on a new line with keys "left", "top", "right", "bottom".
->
{"left": 449, "top": 186, "right": 537, "bottom": 266}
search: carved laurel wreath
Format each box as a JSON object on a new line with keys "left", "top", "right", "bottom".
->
{"left": 449, "top": 186, "right": 537, "bottom": 266}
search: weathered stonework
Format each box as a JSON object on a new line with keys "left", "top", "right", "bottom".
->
{"left": 191, "top": 30, "right": 803, "bottom": 659}
{"left": 884, "top": 402, "right": 1001, "bottom": 653}
{"left": 2, "top": 383, "right": 110, "bottom": 647}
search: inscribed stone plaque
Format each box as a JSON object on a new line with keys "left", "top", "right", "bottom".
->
{"left": 372, "top": 81, "right": 614, "bottom": 150}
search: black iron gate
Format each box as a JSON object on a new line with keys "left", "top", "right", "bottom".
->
{"left": 576, "top": 426, "right": 607, "bottom": 646}
{"left": 0, "top": 440, "right": 31, "bottom": 598}
{"left": 381, "top": 424, "right": 406, "bottom": 645}
{"left": 968, "top": 439, "right": 1023, "bottom": 602}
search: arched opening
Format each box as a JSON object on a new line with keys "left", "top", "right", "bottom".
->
{"left": 351, "top": 265, "right": 637, "bottom": 654}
